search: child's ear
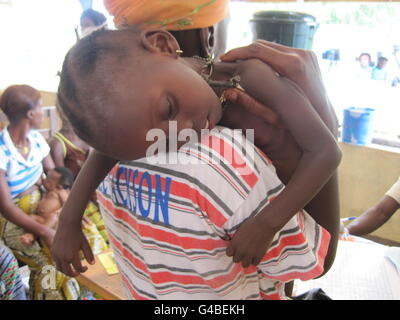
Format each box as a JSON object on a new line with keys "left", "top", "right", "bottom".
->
{"left": 26, "top": 110, "right": 35, "bottom": 120}
{"left": 141, "top": 29, "right": 181, "bottom": 58}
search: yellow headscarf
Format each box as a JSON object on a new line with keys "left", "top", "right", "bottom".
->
{"left": 104, "top": 0, "right": 229, "bottom": 30}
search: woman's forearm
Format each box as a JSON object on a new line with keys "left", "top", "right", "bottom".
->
{"left": 0, "top": 203, "right": 50, "bottom": 238}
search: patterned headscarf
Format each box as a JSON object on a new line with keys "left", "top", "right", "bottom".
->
{"left": 104, "top": 0, "right": 229, "bottom": 30}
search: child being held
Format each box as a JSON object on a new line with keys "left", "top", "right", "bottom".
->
{"left": 20, "top": 167, "right": 108, "bottom": 255}
{"left": 20, "top": 167, "right": 73, "bottom": 246}
{"left": 53, "top": 27, "right": 341, "bottom": 273}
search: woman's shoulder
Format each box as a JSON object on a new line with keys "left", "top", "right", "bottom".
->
{"left": 28, "top": 130, "right": 49, "bottom": 146}
{"left": 28, "top": 130, "right": 50, "bottom": 157}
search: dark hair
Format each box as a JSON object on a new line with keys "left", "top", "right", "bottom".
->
{"left": 57, "top": 28, "right": 139, "bottom": 147}
{"left": 0, "top": 85, "right": 41, "bottom": 123}
{"left": 53, "top": 167, "right": 74, "bottom": 189}
{"left": 378, "top": 56, "right": 388, "bottom": 62}
{"left": 359, "top": 53, "right": 371, "bottom": 61}
{"left": 80, "top": 9, "right": 107, "bottom": 27}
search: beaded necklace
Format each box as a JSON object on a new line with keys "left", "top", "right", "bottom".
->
{"left": 193, "top": 55, "right": 245, "bottom": 109}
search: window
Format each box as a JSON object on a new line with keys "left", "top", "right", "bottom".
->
{"left": 0, "top": 0, "right": 113, "bottom": 92}
{"left": 228, "top": 1, "right": 400, "bottom": 146}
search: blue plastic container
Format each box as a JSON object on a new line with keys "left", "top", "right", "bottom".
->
{"left": 342, "top": 107, "right": 375, "bottom": 145}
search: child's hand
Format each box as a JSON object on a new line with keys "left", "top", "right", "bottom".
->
{"left": 52, "top": 221, "right": 95, "bottom": 277}
{"left": 226, "top": 215, "right": 277, "bottom": 268}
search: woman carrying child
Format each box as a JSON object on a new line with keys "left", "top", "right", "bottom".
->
{"left": 0, "top": 85, "right": 104, "bottom": 299}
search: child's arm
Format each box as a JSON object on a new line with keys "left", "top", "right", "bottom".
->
{"left": 224, "top": 58, "right": 341, "bottom": 268}
{"left": 51, "top": 150, "right": 117, "bottom": 277}
{"left": 49, "top": 138, "right": 66, "bottom": 167}
{"left": 222, "top": 42, "right": 340, "bottom": 274}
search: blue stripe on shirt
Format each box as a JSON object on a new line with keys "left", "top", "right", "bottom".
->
{"left": 8, "top": 165, "right": 42, "bottom": 187}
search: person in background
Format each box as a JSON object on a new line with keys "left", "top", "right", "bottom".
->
{"left": 49, "top": 109, "right": 109, "bottom": 244}
{"left": 346, "top": 177, "right": 400, "bottom": 236}
{"left": 104, "top": 0, "right": 229, "bottom": 59}
{"left": 80, "top": 8, "right": 108, "bottom": 38}
{"left": 20, "top": 167, "right": 74, "bottom": 246}
{"left": 355, "top": 52, "right": 373, "bottom": 80}
{"left": 0, "top": 85, "right": 76, "bottom": 299}
{"left": 371, "top": 57, "right": 389, "bottom": 81}
{"left": 0, "top": 85, "right": 104, "bottom": 300}
{"left": 0, "top": 244, "right": 26, "bottom": 300}
{"left": 50, "top": 107, "right": 89, "bottom": 179}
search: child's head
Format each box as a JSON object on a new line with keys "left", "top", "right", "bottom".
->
{"left": 377, "top": 57, "right": 388, "bottom": 69}
{"left": 359, "top": 53, "right": 371, "bottom": 68}
{"left": 57, "top": 28, "right": 222, "bottom": 160}
{"left": 80, "top": 9, "right": 107, "bottom": 32}
{"left": 43, "top": 167, "right": 74, "bottom": 191}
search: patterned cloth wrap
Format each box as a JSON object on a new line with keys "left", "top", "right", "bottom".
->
{"left": 0, "top": 189, "right": 108, "bottom": 300}
{"left": 0, "top": 243, "right": 26, "bottom": 300}
{"left": 104, "top": 0, "right": 229, "bottom": 30}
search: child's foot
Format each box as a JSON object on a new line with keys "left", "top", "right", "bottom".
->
{"left": 20, "top": 234, "right": 35, "bottom": 246}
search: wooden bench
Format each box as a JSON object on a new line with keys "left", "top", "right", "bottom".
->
{"left": 76, "top": 249, "right": 126, "bottom": 300}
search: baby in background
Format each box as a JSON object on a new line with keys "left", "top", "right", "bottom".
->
{"left": 20, "top": 167, "right": 108, "bottom": 256}
{"left": 20, "top": 167, "right": 74, "bottom": 246}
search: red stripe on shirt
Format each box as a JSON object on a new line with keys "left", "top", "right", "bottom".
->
{"left": 98, "top": 193, "right": 227, "bottom": 250}
{"left": 200, "top": 135, "right": 258, "bottom": 188}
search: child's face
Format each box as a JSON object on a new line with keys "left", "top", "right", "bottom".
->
{"left": 359, "top": 55, "right": 370, "bottom": 68}
{"left": 96, "top": 50, "right": 223, "bottom": 160}
{"left": 43, "top": 170, "right": 62, "bottom": 192}
{"left": 378, "top": 59, "right": 388, "bottom": 69}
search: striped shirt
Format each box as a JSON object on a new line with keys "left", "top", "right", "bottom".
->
{"left": 386, "top": 176, "right": 400, "bottom": 204}
{"left": 0, "top": 127, "right": 50, "bottom": 198}
{"left": 97, "top": 126, "right": 330, "bottom": 300}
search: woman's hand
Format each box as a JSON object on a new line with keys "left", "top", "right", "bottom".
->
{"left": 39, "top": 227, "right": 56, "bottom": 248}
{"left": 221, "top": 40, "right": 338, "bottom": 136}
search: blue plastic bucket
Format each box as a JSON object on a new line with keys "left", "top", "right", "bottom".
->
{"left": 342, "top": 107, "right": 375, "bottom": 145}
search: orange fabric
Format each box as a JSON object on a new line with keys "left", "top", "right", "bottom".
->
{"left": 104, "top": 0, "right": 229, "bottom": 30}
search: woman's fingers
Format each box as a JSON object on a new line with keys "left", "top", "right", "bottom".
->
{"left": 221, "top": 42, "right": 292, "bottom": 74}
{"left": 255, "top": 39, "right": 300, "bottom": 54}
{"left": 224, "top": 89, "right": 283, "bottom": 127}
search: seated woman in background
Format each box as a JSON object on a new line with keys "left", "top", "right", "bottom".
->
{"left": 0, "top": 85, "right": 105, "bottom": 300}
{"left": 19, "top": 166, "right": 107, "bottom": 253}
{"left": 49, "top": 109, "right": 109, "bottom": 244}
{"left": 49, "top": 107, "right": 89, "bottom": 179}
